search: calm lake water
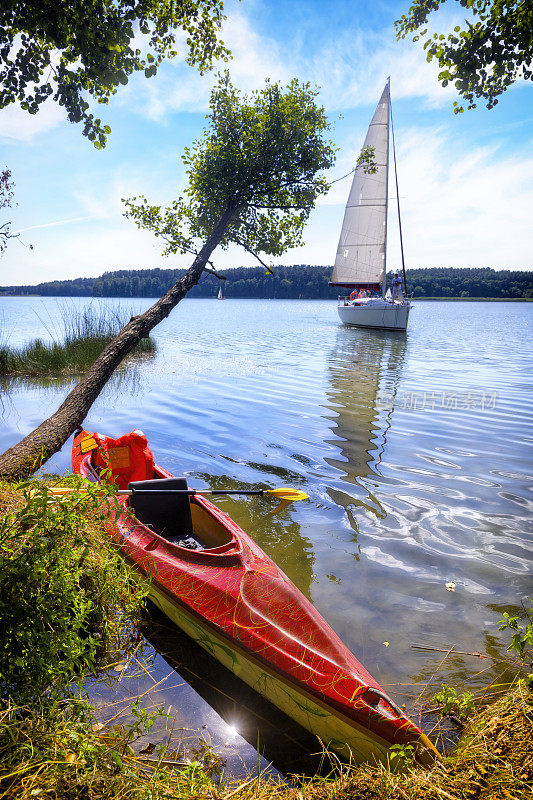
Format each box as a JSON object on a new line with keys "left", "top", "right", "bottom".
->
{"left": 1, "top": 296, "right": 532, "bottom": 775}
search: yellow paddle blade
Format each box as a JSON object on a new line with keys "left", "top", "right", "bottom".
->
{"left": 48, "top": 486, "right": 90, "bottom": 496}
{"left": 265, "top": 487, "right": 309, "bottom": 501}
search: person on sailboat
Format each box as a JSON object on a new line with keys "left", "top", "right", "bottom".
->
{"left": 391, "top": 272, "right": 404, "bottom": 303}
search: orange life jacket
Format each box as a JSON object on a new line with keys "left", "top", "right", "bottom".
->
{"left": 93, "top": 429, "right": 154, "bottom": 489}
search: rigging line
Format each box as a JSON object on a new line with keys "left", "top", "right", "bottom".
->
{"left": 389, "top": 93, "right": 408, "bottom": 295}
{"left": 383, "top": 78, "right": 391, "bottom": 299}
{"left": 328, "top": 167, "right": 355, "bottom": 186}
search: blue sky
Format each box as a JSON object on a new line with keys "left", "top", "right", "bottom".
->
{"left": 1, "top": 0, "right": 532, "bottom": 286}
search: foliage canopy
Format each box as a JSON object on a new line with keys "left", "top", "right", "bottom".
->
{"left": 0, "top": 0, "right": 228, "bottom": 147}
{"left": 124, "top": 72, "right": 337, "bottom": 270}
{"left": 395, "top": 1, "right": 533, "bottom": 111}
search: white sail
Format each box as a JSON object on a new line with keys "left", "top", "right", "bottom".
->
{"left": 330, "top": 83, "right": 389, "bottom": 287}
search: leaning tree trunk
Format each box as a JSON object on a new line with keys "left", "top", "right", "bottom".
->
{"left": 0, "top": 207, "right": 237, "bottom": 482}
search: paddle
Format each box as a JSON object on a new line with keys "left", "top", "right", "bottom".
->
{"left": 47, "top": 486, "right": 309, "bottom": 502}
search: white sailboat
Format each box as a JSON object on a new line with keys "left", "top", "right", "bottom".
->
{"left": 330, "top": 79, "right": 411, "bottom": 331}
{"left": 217, "top": 284, "right": 224, "bottom": 300}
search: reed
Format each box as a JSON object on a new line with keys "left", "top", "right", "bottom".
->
{"left": 0, "top": 304, "right": 155, "bottom": 376}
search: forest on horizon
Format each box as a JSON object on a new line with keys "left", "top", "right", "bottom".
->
{"left": 2, "top": 265, "right": 532, "bottom": 300}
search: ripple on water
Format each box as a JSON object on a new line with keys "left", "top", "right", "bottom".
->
{"left": 0, "top": 297, "right": 531, "bottom": 772}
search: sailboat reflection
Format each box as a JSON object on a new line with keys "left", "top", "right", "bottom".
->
{"left": 141, "top": 606, "right": 328, "bottom": 777}
{"left": 325, "top": 328, "right": 406, "bottom": 510}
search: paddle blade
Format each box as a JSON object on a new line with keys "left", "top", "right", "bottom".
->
{"left": 266, "top": 499, "right": 295, "bottom": 517}
{"left": 48, "top": 487, "right": 89, "bottom": 496}
{"left": 265, "top": 487, "right": 309, "bottom": 501}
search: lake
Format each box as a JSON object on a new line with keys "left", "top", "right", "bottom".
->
{"left": 1, "top": 296, "right": 532, "bottom": 775}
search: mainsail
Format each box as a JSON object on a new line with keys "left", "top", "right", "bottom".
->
{"left": 330, "top": 82, "right": 390, "bottom": 288}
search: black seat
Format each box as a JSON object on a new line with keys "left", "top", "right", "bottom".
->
{"left": 128, "top": 477, "right": 195, "bottom": 543}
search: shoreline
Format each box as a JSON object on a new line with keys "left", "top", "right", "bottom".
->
{"left": 0, "top": 295, "right": 531, "bottom": 302}
{"left": 1, "top": 480, "right": 532, "bottom": 799}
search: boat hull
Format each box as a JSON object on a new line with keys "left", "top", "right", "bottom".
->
{"left": 148, "top": 578, "right": 392, "bottom": 763}
{"left": 338, "top": 302, "right": 410, "bottom": 331}
{"left": 72, "top": 429, "right": 437, "bottom": 766}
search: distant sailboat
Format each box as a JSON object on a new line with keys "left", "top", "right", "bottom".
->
{"left": 330, "top": 79, "right": 411, "bottom": 331}
{"left": 217, "top": 284, "right": 224, "bottom": 300}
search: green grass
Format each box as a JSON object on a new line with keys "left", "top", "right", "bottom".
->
{"left": 0, "top": 304, "right": 155, "bottom": 376}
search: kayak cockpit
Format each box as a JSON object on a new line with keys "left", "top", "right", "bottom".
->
{"left": 128, "top": 477, "right": 234, "bottom": 551}
{"left": 74, "top": 428, "right": 236, "bottom": 553}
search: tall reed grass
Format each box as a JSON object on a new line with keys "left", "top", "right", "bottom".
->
{"left": 0, "top": 304, "right": 155, "bottom": 376}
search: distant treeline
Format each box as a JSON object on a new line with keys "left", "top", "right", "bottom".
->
{"left": 2, "top": 266, "right": 532, "bottom": 299}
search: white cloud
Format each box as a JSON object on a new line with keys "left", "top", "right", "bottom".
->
{"left": 121, "top": 4, "right": 463, "bottom": 121}
{"left": 2, "top": 160, "right": 187, "bottom": 285}
{"left": 4, "top": 219, "right": 168, "bottom": 286}
{"left": 71, "top": 159, "right": 184, "bottom": 223}
{"left": 56, "top": 225, "right": 165, "bottom": 275}
{"left": 16, "top": 216, "right": 97, "bottom": 234}
{"left": 122, "top": 7, "right": 292, "bottom": 121}
{"left": 300, "top": 29, "right": 457, "bottom": 111}
{"left": 219, "top": 10, "right": 290, "bottom": 90}
{"left": 293, "top": 125, "right": 533, "bottom": 270}
{"left": 0, "top": 102, "right": 66, "bottom": 142}
{"left": 392, "top": 128, "right": 533, "bottom": 268}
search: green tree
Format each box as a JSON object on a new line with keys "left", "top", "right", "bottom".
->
{"left": 395, "top": 1, "right": 533, "bottom": 111}
{"left": 124, "top": 72, "right": 336, "bottom": 272}
{"left": 0, "top": 0, "right": 229, "bottom": 147}
{"left": 0, "top": 72, "right": 336, "bottom": 480}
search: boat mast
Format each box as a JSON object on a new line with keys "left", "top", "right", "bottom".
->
{"left": 390, "top": 91, "right": 407, "bottom": 295}
{"left": 382, "top": 78, "right": 391, "bottom": 299}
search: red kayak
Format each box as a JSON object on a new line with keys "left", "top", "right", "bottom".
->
{"left": 72, "top": 428, "right": 437, "bottom": 766}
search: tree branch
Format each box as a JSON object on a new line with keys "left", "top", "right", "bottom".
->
{"left": 232, "top": 233, "right": 274, "bottom": 275}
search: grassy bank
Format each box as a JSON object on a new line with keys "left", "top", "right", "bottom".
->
{"left": 0, "top": 305, "right": 155, "bottom": 377}
{"left": 2, "top": 672, "right": 531, "bottom": 800}
{"left": 0, "top": 482, "right": 531, "bottom": 799}
{"left": 271, "top": 682, "right": 532, "bottom": 800}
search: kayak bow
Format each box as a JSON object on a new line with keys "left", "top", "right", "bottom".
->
{"left": 72, "top": 428, "right": 438, "bottom": 766}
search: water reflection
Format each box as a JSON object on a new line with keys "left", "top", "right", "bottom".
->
{"left": 192, "top": 472, "right": 315, "bottom": 601}
{"left": 320, "top": 323, "right": 532, "bottom": 712}
{"left": 0, "top": 352, "right": 154, "bottom": 396}
{"left": 324, "top": 327, "right": 406, "bottom": 504}
{"left": 0, "top": 357, "right": 153, "bottom": 456}
{"left": 141, "top": 607, "right": 326, "bottom": 776}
